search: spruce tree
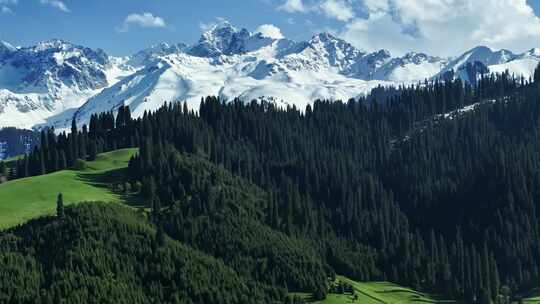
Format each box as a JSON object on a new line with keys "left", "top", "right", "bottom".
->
{"left": 56, "top": 193, "right": 65, "bottom": 219}
{"left": 89, "top": 140, "right": 98, "bottom": 161}
{"left": 534, "top": 62, "right": 540, "bottom": 84}
{"left": 0, "top": 161, "right": 6, "bottom": 178}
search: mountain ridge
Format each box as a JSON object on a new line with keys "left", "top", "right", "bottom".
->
{"left": 0, "top": 21, "right": 538, "bottom": 131}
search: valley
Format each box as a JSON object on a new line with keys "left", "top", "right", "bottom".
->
{"left": 2, "top": 4, "right": 540, "bottom": 303}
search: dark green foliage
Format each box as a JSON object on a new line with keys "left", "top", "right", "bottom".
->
{"left": 153, "top": 152, "right": 328, "bottom": 293}
{"left": 0, "top": 161, "right": 6, "bottom": 183}
{"left": 535, "top": 62, "right": 540, "bottom": 85}
{"left": 11, "top": 106, "right": 136, "bottom": 180}
{"left": 0, "top": 203, "right": 284, "bottom": 303}
{"left": 56, "top": 193, "right": 64, "bottom": 219}
{"left": 10, "top": 71, "right": 540, "bottom": 302}
{"left": 124, "top": 73, "right": 540, "bottom": 302}
{"left": 73, "top": 158, "right": 87, "bottom": 171}
{"left": 0, "top": 127, "right": 40, "bottom": 158}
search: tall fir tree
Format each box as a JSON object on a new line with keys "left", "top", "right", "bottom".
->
{"left": 56, "top": 193, "right": 65, "bottom": 220}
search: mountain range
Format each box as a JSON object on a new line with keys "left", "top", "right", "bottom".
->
{"left": 0, "top": 20, "right": 539, "bottom": 131}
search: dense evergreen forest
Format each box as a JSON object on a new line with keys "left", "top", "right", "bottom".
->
{"left": 2, "top": 64, "right": 540, "bottom": 303}
{"left": 0, "top": 127, "right": 39, "bottom": 159}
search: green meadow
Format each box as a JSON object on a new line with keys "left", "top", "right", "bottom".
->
{"left": 0, "top": 148, "right": 138, "bottom": 229}
{"left": 292, "top": 275, "right": 455, "bottom": 304}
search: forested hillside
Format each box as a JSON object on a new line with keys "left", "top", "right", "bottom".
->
{"left": 0, "top": 203, "right": 289, "bottom": 303}
{"left": 2, "top": 64, "right": 540, "bottom": 303}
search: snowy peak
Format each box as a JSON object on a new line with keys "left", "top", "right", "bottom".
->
{"left": 0, "top": 21, "right": 539, "bottom": 131}
{"left": 34, "top": 39, "right": 74, "bottom": 51}
{"left": 128, "top": 42, "right": 187, "bottom": 67}
{"left": 522, "top": 48, "right": 540, "bottom": 58}
{"left": 364, "top": 49, "right": 392, "bottom": 65}
{"left": 189, "top": 21, "right": 251, "bottom": 57}
{"left": 187, "top": 20, "right": 286, "bottom": 57}
{"left": 278, "top": 32, "right": 367, "bottom": 74}
{"left": 366, "top": 51, "right": 447, "bottom": 82}
{"left": 0, "top": 39, "right": 134, "bottom": 129}
{"left": 309, "top": 32, "right": 356, "bottom": 49}
{"left": 399, "top": 52, "right": 441, "bottom": 65}
{"left": 307, "top": 32, "right": 365, "bottom": 62}
{"left": 443, "top": 46, "right": 516, "bottom": 74}
{"left": 0, "top": 41, "right": 16, "bottom": 53}
{"left": 5, "top": 39, "right": 111, "bottom": 92}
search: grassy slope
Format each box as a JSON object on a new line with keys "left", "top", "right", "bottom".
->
{"left": 524, "top": 289, "right": 540, "bottom": 304}
{"left": 0, "top": 148, "right": 137, "bottom": 229}
{"left": 293, "top": 275, "right": 454, "bottom": 304}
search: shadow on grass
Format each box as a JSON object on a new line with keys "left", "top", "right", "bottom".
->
{"left": 75, "top": 168, "right": 147, "bottom": 208}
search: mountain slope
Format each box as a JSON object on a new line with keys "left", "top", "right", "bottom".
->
{"left": 0, "top": 21, "right": 538, "bottom": 130}
{"left": 0, "top": 40, "right": 133, "bottom": 129}
{"left": 0, "top": 202, "right": 276, "bottom": 303}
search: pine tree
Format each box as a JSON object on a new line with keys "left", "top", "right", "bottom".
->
{"left": 56, "top": 193, "right": 65, "bottom": 219}
{"left": 534, "top": 63, "right": 540, "bottom": 84}
{"left": 156, "top": 224, "right": 166, "bottom": 247}
{"left": 70, "top": 119, "right": 79, "bottom": 165}
{"left": 0, "top": 161, "right": 6, "bottom": 178}
{"left": 89, "top": 140, "right": 98, "bottom": 161}
{"left": 60, "top": 151, "right": 67, "bottom": 170}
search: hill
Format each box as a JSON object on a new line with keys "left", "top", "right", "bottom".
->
{"left": 0, "top": 150, "right": 329, "bottom": 302}
{"left": 0, "top": 148, "right": 137, "bottom": 229}
{"left": 0, "top": 202, "right": 278, "bottom": 303}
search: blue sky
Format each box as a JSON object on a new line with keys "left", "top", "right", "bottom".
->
{"left": 1, "top": 0, "right": 540, "bottom": 56}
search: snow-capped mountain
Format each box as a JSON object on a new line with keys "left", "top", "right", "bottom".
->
{"left": 0, "top": 20, "right": 538, "bottom": 131}
{"left": 127, "top": 42, "right": 187, "bottom": 68}
{"left": 0, "top": 39, "right": 133, "bottom": 129}
{"left": 489, "top": 48, "right": 540, "bottom": 79}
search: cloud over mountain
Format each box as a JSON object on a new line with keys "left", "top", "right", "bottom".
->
{"left": 118, "top": 12, "right": 167, "bottom": 32}
{"left": 276, "top": 0, "right": 540, "bottom": 56}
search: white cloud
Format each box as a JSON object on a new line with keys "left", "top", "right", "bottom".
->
{"left": 320, "top": 0, "right": 354, "bottom": 21}
{"left": 0, "top": 0, "right": 16, "bottom": 14}
{"left": 278, "top": 0, "right": 306, "bottom": 12}
{"left": 256, "top": 24, "right": 284, "bottom": 39}
{"left": 274, "top": 0, "right": 540, "bottom": 56}
{"left": 40, "top": 0, "right": 69, "bottom": 12}
{"left": 341, "top": 0, "right": 540, "bottom": 56}
{"left": 362, "top": 0, "right": 388, "bottom": 12}
{"left": 118, "top": 12, "right": 167, "bottom": 33}
{"left": 278, "top": 0, "right": 355, "bottom": 22}
{"left": 1, "top": 6, "right": 12, "bottom": 13}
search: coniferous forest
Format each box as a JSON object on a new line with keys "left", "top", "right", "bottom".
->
{"left": 2, "top": 65, "right": 540, "bottom": 303}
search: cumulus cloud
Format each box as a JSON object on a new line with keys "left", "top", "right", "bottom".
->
{"left": 319, "top": 0, "right": 354, "bottom": 21}
{"left": 1, "top": 6, "right": 12, "bottom": 13}
{"left": 278, "top": 0, "right": 306, "bottom": 13}
{"left": 341, "top": 0, "right": 540, "bottom": 56}
{"left": 279, "top": 0, "right": 354, "bottom": 22}
{"left": 0, "top": 0, "right": 16, "bottom": 14}
{"left": 118, "top": 12, "right": 167, "bottom": 33}
{"left": 256, "top": 24, "right": 285, "bottom": 39}
{"left": 40, "top": 0, "right": 69, "bottom": 12}
{"left": 275, "top": 0, "right": 540, "bottom": 56}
